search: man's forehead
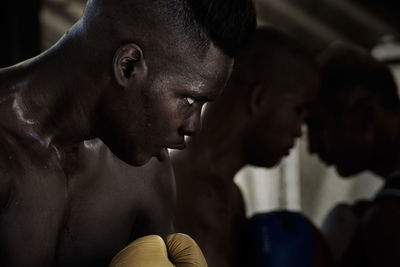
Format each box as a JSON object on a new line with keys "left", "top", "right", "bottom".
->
{"left": 173, "top": 74, "right": 225, "bottom": 100}
{"left": 189, "top": 44, "right": 232, "bottom": 78}
{"left": 178, "top": 45, "right": 233, "bottom": 96}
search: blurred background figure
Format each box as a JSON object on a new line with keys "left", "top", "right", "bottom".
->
{"left": 237, "top": 0, "right": 400, "bottom": 228}
{"left": 307, "top": 42, "right": 400, "bottom": 267}
{"left": 172, "top": 26, "right": 325, "bottom": 267}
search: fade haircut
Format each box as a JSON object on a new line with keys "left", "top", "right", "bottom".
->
{"left": 83, "top": 0, "right": 256, "bottom": 58}
{"left": 318, "top": 42, "right": 400, "bottom": 111}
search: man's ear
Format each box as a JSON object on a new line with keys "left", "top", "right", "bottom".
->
{"left": 113, "top": 43, "right": 147, "bottom": 88}
{"left": 249, "top": 84, "right": 268, "bottom": 115}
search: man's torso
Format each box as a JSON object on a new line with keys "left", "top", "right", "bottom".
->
{"left": 0, "top": 136, "right": 174, "bottom": 267}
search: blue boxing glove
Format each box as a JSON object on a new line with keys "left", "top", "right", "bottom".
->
{"left": 247, "top": 210, "right": 332, "bottom": 267}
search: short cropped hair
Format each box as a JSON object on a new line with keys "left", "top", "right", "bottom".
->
{"left": 318, "top": 42, "right": 400, "bottom": 110}
{"left": 184, "top": 0, "right": 256, "bottom": 57}
{"left": 85, "top": 0, "right": 256, "bottom": 58}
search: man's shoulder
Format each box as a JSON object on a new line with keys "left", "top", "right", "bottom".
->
{"left": 0, "top": 126, "right": 53, "bottom": 167}
{"left": 0, "top": 125, "right": 48, "bottom": 173}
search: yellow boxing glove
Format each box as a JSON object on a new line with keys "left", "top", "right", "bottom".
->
{"left": 165, "top": 233, "right": 208, "bottom": 267}
{"left": 109, "top": 233, "right": 208, "bottom": 267}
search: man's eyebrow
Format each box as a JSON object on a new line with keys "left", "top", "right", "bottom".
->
{"left": 185, "top": 79, "right": 220, "bottom": 101}
{"left": 199, "top": 96, "right": 213, "bottom": 102}
{"left": 189, "top": 91, "right": 212, "bottom": 102}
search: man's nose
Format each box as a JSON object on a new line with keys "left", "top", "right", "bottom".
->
{"left": 180, "top": 111, "right": 202, "bottom": 137}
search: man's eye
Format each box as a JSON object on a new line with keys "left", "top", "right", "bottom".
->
{"left": 185, "top": 97, "right": 195, "bottom": 105}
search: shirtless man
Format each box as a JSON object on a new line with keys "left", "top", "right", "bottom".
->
{"left": 0, "top": 0, "right": 256, "bottom": 265}
{"left": 306, "top": 42, "right": 400, "bottom": 267}
{"left": 173, "top": 27, "right": 320, "bottom": 267}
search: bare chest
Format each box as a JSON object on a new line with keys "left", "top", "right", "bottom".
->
{"left": 0, "top": 153, "right": 138, "bottom": 267}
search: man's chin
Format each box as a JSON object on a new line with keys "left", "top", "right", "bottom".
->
{"left": 112, "top": 149, "right": 153, "bottom": 167}
{"left": 124, "top": 149, "right": 169, "bottom": 166}
{"left": 129, "top": 156, "right": 153, "bottom": 167}
{"left": 156, "top": 148, "right": 169, "bottom": 162}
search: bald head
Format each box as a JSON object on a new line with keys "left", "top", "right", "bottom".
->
{"left": 210, "top": 26, "right": 318, "bottom": 109}
{"left": 318, "top": 42, "right": 399, "bottom": 111}
{"left": 238, "top": 27, "right": 316, "bottom": 89}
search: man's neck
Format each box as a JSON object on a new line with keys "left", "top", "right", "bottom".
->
{"left": 0, "top": 24, "right": 109, "bottom": 151}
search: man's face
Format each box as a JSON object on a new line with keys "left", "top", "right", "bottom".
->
{"left": 306, "top": 91, "right": 374, "bottom": 177}
{"left": 101, "top": 43, "right": 233, "bottom": 166}
{"left": 245, "top": 70, "right": 319, "bottom": 167}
